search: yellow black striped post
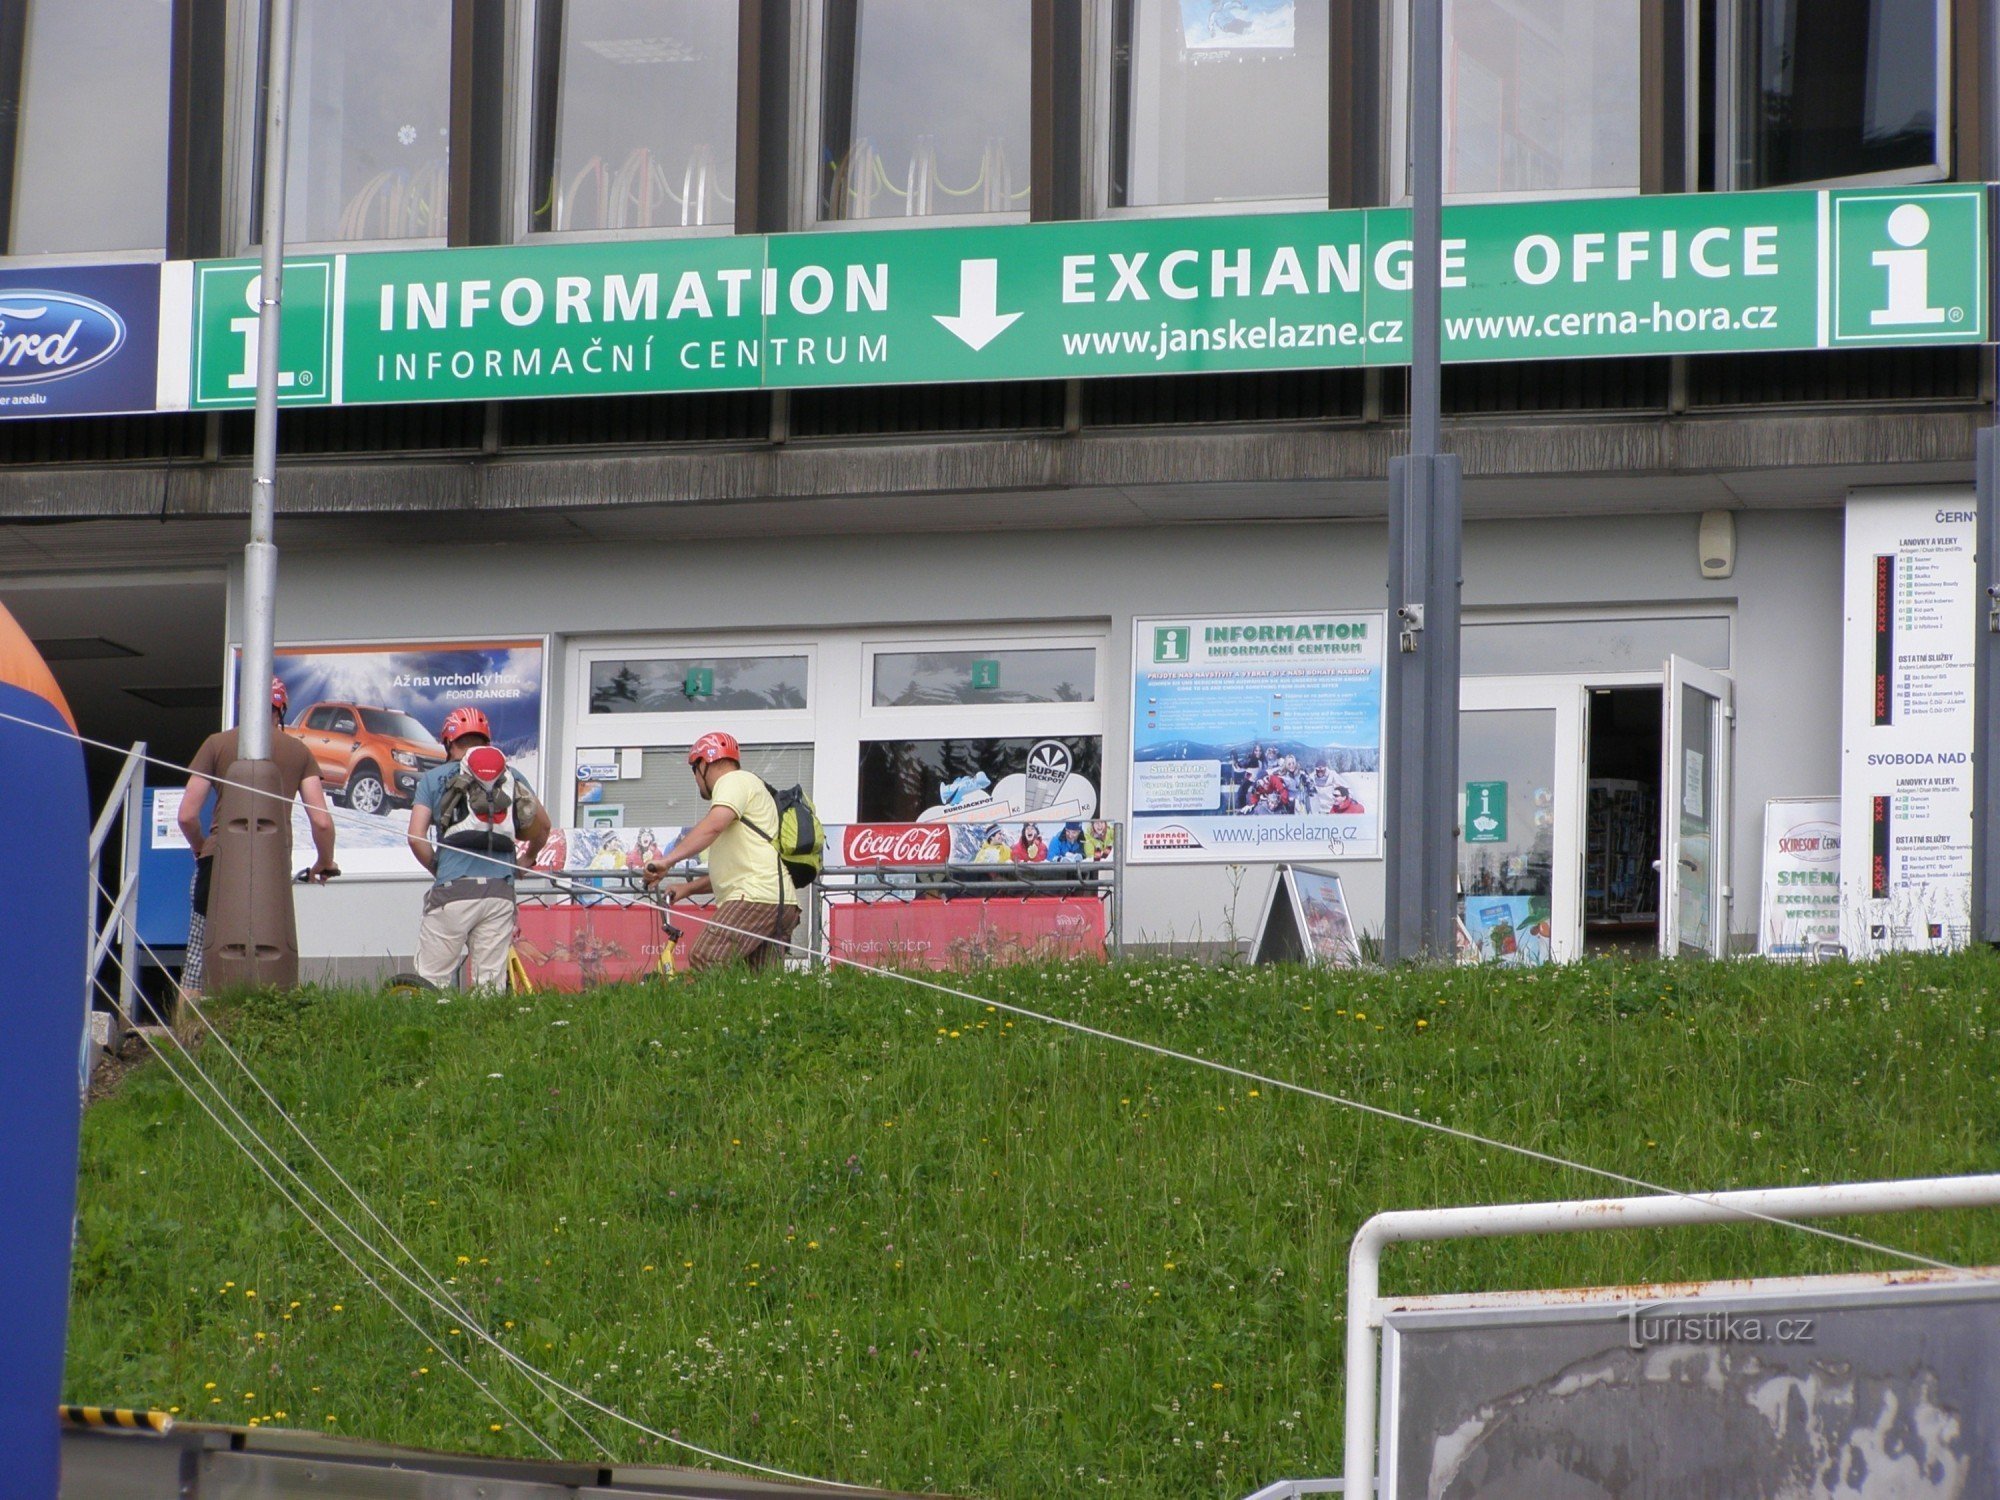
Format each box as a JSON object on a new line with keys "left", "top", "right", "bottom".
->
{"left": 59, "top": 1405, "right": 174, "bottom": 1435}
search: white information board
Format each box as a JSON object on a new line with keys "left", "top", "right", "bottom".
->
{"left": 1839, "top": 493, "right": 1976, "bottom": 955}
{"left": 1129, "top": 612, "right": 1385, "bottom": 863}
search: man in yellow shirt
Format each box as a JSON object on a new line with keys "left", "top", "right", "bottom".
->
{"left": 641, "top": 731, "right": 799, "bottom": 972}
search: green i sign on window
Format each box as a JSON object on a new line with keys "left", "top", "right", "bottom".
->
{"left": 684, "top": 666, "right": 714, "bottom": 699}
{"left": 1465, "top": 781, "right": 1507, "bottom": 843}
{"left": 970, "top": 659, "right": 1001, "bottom": 691}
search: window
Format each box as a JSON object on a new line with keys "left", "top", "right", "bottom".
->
{"left": 531, "top": 0, "right": 740, "bottom": 233}
{"left": 818, "top": 0, "right": 1032, "bottom": 221}
{"left": 1110, "top": 0, "right": 1329, "bottom": 209}
{"left": 588, "top": 655, "right": 809, "bottom": 714}
{"left": 577, "top": 742, "right": 814, "bottom": 825}
{"left": 1731, "top": 0, "right": 1945, "bottom": 187}
{"left": 9, "top": 0, "right": 172, "bottom": 253}
{"left": 1390, "top": 0, "right": 1641, "bottom": 202}
{"left": 857, "top": 736, "right": 1103, "bottom": 823}
{"left": 275, "top": 0, "right": 452, "bottom": 243}
{"left": 872, "top": 648, "right": 1097, "bottom": 707}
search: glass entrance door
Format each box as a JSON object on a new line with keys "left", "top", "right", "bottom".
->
{"left": 1659, "top": 655, "right": 1734, "bottom": 957}
{"left": 1459, "top": 679, "right": 1585, "bottom": 964}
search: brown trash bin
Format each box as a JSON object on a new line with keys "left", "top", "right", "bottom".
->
{"left": 203, "top": 758, "right": 300, "bottom": 991}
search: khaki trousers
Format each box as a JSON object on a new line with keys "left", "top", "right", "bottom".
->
{"left": 415, "top": 896, "right": 517, "bottom": 991}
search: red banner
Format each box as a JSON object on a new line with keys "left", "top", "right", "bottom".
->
{"left": 514, "top": 903, "right": 672, "bottom": 990}
{"left": 516, "top": 902, "right": 759, "bottom": 988}
{"left": 827, "top": 897, "right": 1108, "bottom": 971}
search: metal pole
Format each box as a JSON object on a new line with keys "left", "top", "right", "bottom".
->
{"left": 1342, "top": 1172, "right": 2000, "bottom": 1498}
{"left": 237, "top": 0, "right": 295, "bottom": 756}
{"left": 1975, "top": 0, "right": 2000, "bottom": 945}
{"left": 1383, "top": 0, "right": 1461, "bottom": 963}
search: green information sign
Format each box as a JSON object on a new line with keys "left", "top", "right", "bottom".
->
{"left": 684, "top": 666, "right": 714, "bottom": 699}
{"left": 970, "top": 659, "right": 1000, "bottom": 691}
{"left": 1465, "top": 780, "right": 1508, "bottom": 844}
{"left": 1153, "top": 626, "right": 1193, "bottom": 665}
{"left": 185, "top": 185, "right": 1986, "bottom": 410}
{"left": 190, "top": 259, "right": 337, "bottom": 408}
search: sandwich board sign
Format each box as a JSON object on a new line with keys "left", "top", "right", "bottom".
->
{"left": 1251, "top": 864, "right": 1362, "bottom": 967}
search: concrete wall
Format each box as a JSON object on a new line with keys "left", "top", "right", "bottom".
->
{"left": 235, "top": 500, "right": 1857, "bottom": 977}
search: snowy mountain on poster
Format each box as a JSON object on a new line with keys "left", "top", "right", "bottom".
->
{"left": 1138, "top": 737, "right": 1380, "bottom": 772}
{"left": 1180, "top": 0, "right": 1294, "bottom": 50}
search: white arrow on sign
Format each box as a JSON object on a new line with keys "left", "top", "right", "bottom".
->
{"left": 934, "top": 259, "right": 1022, "bottom": 352}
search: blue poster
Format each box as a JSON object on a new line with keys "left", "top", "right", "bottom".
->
{"left": 0, "top": 262, "right": 162, "bottom": 419}
{"left": 1180, "top": 0, "right": 1296, "bottom": 50}
{"left": 1129, "top": 613, "right": 1384, "bottom": 863}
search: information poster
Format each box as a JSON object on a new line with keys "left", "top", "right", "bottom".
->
{"left": 1130, "top": 612, "right": 1384, "bottom": 863}
{"left": 1759, "top": 798, "right": 1842, "bottom": 959}
{"left": 1839, "top": 495, "right": 1975, "bottom": 955}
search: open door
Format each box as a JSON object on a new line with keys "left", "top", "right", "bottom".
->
{"left": 1659, "top": 656, "right": 1733, "bottom": 957}
{"left": 1459, "top": 678, "right": 1586, "bottom": 964}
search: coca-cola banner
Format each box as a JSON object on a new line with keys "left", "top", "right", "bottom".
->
{"left": 827, "top": 898, "right": 1109, "bottom": 971}
{"left": 839, "top": 823, "right": 954, "bottom": 867}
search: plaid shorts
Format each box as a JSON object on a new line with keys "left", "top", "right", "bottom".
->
{"left": 183, "top": 857, "right": 212, "bottom": 993}
{"left": 686, "top": 900, "right": 799, "bottom": 973}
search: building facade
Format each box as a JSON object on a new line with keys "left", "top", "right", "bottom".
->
{"left": 0, "top": 0, "right": 1988, "bottom": 974}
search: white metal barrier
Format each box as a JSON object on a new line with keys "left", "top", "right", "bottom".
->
{"left": 1341, "top": 1173, "right": 2000, "bottom": 1499}
{"left": 82, "top": 740, "right": 146, "bottom": 1087}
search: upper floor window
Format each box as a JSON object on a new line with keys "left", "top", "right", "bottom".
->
{"left": 530, "top": 0, "right": 741, "bottom": 233}
{"left": 1110, "top": 0, "right": 1329, "bottom": 209}
{"left": 1388, "top": 0, "right": 1640, "bottom": 202}
{"left": 818, "top": 0, "right": 1032, "bottom": 222}
{"left": 276, "top": 0, "right": 452, "bottom": 243}
{"left": 10, "top": 0, "right": 172, "bottom": 253}
{"left": 1731, "top": 0, "right": 1945, "bottom": 187}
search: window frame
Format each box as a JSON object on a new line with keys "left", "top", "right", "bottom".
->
{"left": 0, "top": 0, "right": 181, "bottom": 261}
{"left": 571, "top": 636, "right": 820, "bottom": 741}
{"left": 509, "top": 0, "right": 747, "bottom": 244}
{"left": 228, "top": 0, "right": 459, "bottom": 254}
{"left": 1089, "top": 0, "right": 1335, "bottom": 220}
{"left": 858, "top": 630, "right": 1106, "bottom": 738}
{"left": 798, "top": 0, "right": 1037, "bottom": 231}
{"left": 1383, "top": 0, "right": 1656, "bottom": 207}
{"left": 1713, "top": 0, "right": 1952, "bottom": 192}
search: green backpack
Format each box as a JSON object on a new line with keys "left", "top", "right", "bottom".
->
{"left": 741, "top": 781, "right": 825, "bottom": 889}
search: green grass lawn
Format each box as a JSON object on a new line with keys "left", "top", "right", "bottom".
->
{"left": 65, "top": 952, "right": 2000, "bottom": 1497}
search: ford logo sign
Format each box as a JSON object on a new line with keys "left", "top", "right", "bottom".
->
{"left": 0, "top": 291, "right": 127, "bottom": 385}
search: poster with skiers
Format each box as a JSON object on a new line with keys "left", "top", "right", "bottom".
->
{"left": 1129, "top": 612, "right": 1384, "bottom": 863}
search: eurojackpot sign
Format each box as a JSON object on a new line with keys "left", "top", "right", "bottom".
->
{"left": 157, "top": 184, "right": 1986, "bottom": 411}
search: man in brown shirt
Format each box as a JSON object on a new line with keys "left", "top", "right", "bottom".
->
{"left": 175, "top": 677, "right": 337, "bottom": 996}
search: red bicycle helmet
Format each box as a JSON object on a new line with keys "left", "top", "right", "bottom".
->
{"left": 270, "top": 677, "right": 289, "bottom": 710}
{"left": 688, "top": 731, "right": 741, "bottom": 766}
{"left": 439, "top": 706, "right": 493, "bottom": 747}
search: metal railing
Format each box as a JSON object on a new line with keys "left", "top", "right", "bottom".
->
{"left": 82, "top": 741, "right": 146, "bottom": 1087}
{"left": 1341, "top": 1173, "right": 2000, "bottom": 1498}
